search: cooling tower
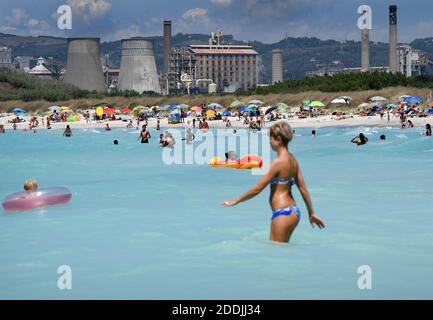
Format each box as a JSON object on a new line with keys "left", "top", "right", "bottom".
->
{"left": 272, "top": 49, "right": 283, "bottom": 84}
{"left": 118, "top": 38, "right": 161, "bottom": 94}
{"left": 63, "top": 38, "right": 106, "bottom": 92}
{"left": 163, "top": 20, "right": 172, "bottom": 75}
{"left": 389, "top": 5, "right": 398, "bottom": 73}
{"left": 361, "top": 29, "right": 369, "bottom": 72}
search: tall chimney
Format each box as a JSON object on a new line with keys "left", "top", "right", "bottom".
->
{"left": 163, "top": 20, "right": 172, "bottom": 76}
{"left": 272, "top": 49, "right": 284, "bottom": 84}
{"left": 361, "top": 29, "right": 369, "bottom": 72}
{"left": 389, "top": 5, "right": 398, "bottom": 73}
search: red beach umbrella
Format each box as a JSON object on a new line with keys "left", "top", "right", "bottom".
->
{"left": 104, "top": 107, "right": 116, "bottom": 114}
{"left": 121, "top": 107, "right": 132, "bottom": 113}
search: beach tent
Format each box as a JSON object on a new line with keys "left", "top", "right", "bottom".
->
{"left": 369, "top": 96, "right": 387, "bottom": 102}
{"left": 222, "top": 110, "right": 232, "bottom": 117}
{"left": 309, "top": 101, "right": 325, "bottom": 107}
{"left": 248, "top": 99, "right": 264, "bottom": 105}
{"left": 404, "top": 96, "right": 423, "bottom": 103}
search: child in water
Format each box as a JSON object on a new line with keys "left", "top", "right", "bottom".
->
{"left": 24, "top": 179, "right": 38, "bottom": 191}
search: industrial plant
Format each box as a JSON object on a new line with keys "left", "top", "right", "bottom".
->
{"left": 118, "top": 38, "right": 161, "bottom": 94}
{"left": 63, "top": 38, "right": 106, "bottom": 92}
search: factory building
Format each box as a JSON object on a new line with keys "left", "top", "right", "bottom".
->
{"left": 167, "top": 32, "right": 258, "bottom": 93}
{"left": 397, "top": 45, "right": 427, "bottom": 77}
{"left": 0, "top": 47, "right": 13, "bottom": 69}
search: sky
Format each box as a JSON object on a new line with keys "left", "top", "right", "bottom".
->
{"left": 0, "top": 0, "right": 432, "bottom": 44}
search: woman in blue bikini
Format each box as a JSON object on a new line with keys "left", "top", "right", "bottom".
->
{"left": 222, "top": 121, "right": 325, "bottom": 243}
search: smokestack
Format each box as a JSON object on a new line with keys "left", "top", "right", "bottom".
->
{"left": 361, "top": 29, "right": 369, "bottom": 72}
{"left": 272, "top": 49, "right": 283, "bottom": 84}
{"left": 389, "top": 5, "right": 398, "bottom": 73}
{"left": 63, "top": 38, "right": 106, "bottom": 92}
{"left": 163, "top": 20, "right": 172, "bottom": 75}
{"left": 118, "top": 38, "right": 161, "bottom": 94}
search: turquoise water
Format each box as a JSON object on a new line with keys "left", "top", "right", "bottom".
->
{"left": 0, "top": 126, "right": 432, "bottom": 299}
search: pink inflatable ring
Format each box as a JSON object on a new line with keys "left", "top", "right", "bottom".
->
{"left": 2, "top": 187, "right": 72, "bottom": 212}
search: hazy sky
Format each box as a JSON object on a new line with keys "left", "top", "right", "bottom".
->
{"left": 0, "top": 0, "right": 431, "bottom": 43}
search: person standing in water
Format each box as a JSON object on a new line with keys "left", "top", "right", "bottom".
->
{"left": 63, "top": 125, "right": 72, "bottom": 137}
{"left": 426, "top": 124, "right": 432, "bottom": 137}
{"left": 139, "top": 126, "right": 151, "bottom": 143}
{"left": 222, "top": 121, "right": 325, "bottom": 243}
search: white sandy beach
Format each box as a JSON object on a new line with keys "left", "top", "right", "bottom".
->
{"left": 0, "top": 113, "right": 432, "bottom": 132}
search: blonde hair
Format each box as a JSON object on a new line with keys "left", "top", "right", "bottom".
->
{"left": 270, "top": 121, "right": 293, "bottom": 146}
{"left": 24, "top": 179, "right": 38, "bottom": 191}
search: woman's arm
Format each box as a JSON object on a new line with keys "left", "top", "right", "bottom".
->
{"left": 222, "top": 163, "right": 278, "bottom": 207}
{"left": 294, "top": 163, "right": 325, "bottom": 229}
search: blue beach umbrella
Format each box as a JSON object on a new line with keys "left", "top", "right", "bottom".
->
{"left": 239, "top": 106, "right": 247, "bottom": 112}
{"left": 222, "top": 110, "right": 232, "bottom": 117}
{"left": 12, "top": 107, "right": 27, "bottom": 114}
{"left": 404, "top": 96, "right": 423, "bottom": 103}
{"left": 265, "top": 107, "right": 277, "bottom": 115}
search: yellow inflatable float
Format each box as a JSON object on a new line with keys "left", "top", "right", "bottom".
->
{"left": 209, "top": 154, "right": 263, "bottom": 170}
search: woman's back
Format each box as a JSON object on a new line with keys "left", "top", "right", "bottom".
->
{"left": 269, "top": 153, "right": 298, "bottom": 209}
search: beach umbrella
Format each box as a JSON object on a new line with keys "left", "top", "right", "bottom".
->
{"left": 338, "top": 96, "right": 352, "bottom": 100}
{"left": 206, "top": 110, "right": 216, "bottom": 118}
{"left": 373, "top": 106, "right": 383, "bottom": 111}
{"left": 222, "top": 110, "right": 232, "bottom": 117}
{"left": 386, "top": 103, "right": 398, "bottom": 109}
{"left": 369, "top": 96, "right": 387, "bottom": 102}
{"left": 428, "top": 109, "right": 433, "bottom": 114}
{"left": 358, "top": 103, "right": 370, "bottom": 109}
{"left": 121, "top": 107, "right": 132, "bottom": 113}
{"left": 397, "top": 95, "right": 411, "bottom": 101}
{"left": 303, "top": 99, "right": 312, "bottom": 106}
{"left": 12, "top": 107, "right": 27, "bottom": 114}
{"left": 247, "top": 104, "right": 259, "bottom": 109}
{"left": 179, "top": 104, "right": 190, "bottom": 109}
{"left": 276, "top": 103, "right": 290, "bottom": 112}
{"left": 208, "top": 103, "right": 223, "bottom": 109}
{"left": 239, "top": 106, "right": 247, "bottom": 112}
{"left": 331, "top": 98, "right": 347, "bottom": 104}
{"left": 191, "top": 106, "right": 203, "bottom": 112}
{"left": 309, "top": 101, "right": 325, "bottom": 107}
{"left": 48, "top": 106, "right": 61, "bottom": 113}
{"left": 104, "top": 107, "right": 115, "bottom": 114}
{"left": 248, "top": 99, "right": 264, "bottom": 105}
{"left": 168, "top": 104, "right": 182, "bottom": 110}
{"left": 230, "top": 100, "right": 243, "bottom": 108}
{"left": 404, "top": 96, "right": 423, "bottom": 103}
{"left": 265, "top": 107, "right": 277, "bottom": 115}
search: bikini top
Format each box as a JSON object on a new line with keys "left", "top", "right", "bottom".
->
{"left": 271, "top": 177, "right": 295, "bottom": 186}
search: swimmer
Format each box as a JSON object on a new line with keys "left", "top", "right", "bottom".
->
{"left": 113, "top": 140, "right": 119, "bottom": 145}
{"left": 63, "top": 125, "right": 72, "bottom": 137}
{"left": 24, "top": 179, "right": 38, "bottom": 191}
{"left": 351, "top": 133, "right": 368, "bottom": 146}
{"left": 408, "top": 120, "right": 414, "bottom": 128}
{"left": 222, "top": 121, "right": 325, "bottom": 243}
{"left": 233, "top": 129, "right": 237, "bottom": 136}
{"left": 312, "top": 130, "right": 316, "bottom": 137}
{"left": 426, "top": 124, "right": 432, "bottom": 137}
{"left": 380, "top": 135, "right": 386, "bottom": 140}
{"left": 105, "top": 124, "right": 111, "bottom": 131}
